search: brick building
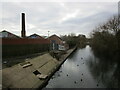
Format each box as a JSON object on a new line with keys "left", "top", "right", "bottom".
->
{"left": 49, "top": 34, "right": 69, "bottom": 50}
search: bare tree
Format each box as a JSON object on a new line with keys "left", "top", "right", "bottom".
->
{"left": 99, "top": 15, "right": 119, "bottom": 35}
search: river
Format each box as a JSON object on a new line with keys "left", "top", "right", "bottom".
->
{"left": 44, "top": 45, "right": 119, "bottom": 88}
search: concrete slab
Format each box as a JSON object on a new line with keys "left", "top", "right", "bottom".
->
{"left": 2, "top": 53, "right": 58, "bottom": 88}
{"left": 2, "top": 49, "right": 75, "bottom": 89}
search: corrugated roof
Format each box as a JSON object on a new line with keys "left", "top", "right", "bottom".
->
{"left": 48, "top": 34, "right": 63, "bottom": 40}
{"left": 28, "top": 33, "right": 44, "bottom": 39}
{"left": 0, "top": 30, "right": 20, "bottom": 38}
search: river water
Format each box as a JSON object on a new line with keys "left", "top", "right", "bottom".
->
{"left": 44, "top": 45, "right": 119, "bottom": 88}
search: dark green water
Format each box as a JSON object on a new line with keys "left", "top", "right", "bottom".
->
{"left": 44, "top": 45, "right": 119, "bottom": 88}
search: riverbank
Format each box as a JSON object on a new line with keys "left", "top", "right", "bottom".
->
{"left": 2, "top": 48, "right": 76, "bottom": 89}
{"left": 39, "top": 47, "right": 77, "bottom": 89}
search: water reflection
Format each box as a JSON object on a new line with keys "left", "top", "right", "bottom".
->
{"left": 44, "top": 45, "right": 119, "bottom": 88}
{"left": 87, "top": 49, "right": 120, "bottom": 88}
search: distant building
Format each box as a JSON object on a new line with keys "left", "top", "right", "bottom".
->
{"left": 28, "top": 34, "right": 44, "bottom": 39}
{"left": 0, "top": 30, "right": 20, "bottom": 38}
{"left": 49, "top": 34, "right": 69, "bottom": 50}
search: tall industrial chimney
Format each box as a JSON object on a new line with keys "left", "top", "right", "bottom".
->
{"left": 21, "top": 13, "right": 26, "bottom": 38}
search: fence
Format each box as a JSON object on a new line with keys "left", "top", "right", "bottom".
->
{"left": 1, "top": 38, "right": 50, "bottom": 58}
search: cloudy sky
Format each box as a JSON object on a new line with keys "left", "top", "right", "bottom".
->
{"left": 0, "top": 0, "right": 119, "bottom": 37}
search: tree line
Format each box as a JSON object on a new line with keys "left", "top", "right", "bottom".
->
{"left": 60, "top": 33, "right": 87, "bottom": 49}
{"left": 90, "top": 15, "right": 120, "bottom": 61}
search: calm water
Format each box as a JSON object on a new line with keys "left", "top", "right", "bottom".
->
{"left": 44, "top": 45, "right": 119, "bottom": 88}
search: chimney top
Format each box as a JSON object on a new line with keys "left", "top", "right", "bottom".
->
{"left": 21, "top": 13, "right": 26, "bottom": 38}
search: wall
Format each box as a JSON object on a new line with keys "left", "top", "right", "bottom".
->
{"left": 1, "top": 38, "right": 50, "bottom": 58}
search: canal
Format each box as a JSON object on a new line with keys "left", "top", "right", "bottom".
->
{"left": 44, "top": 45, "right": 119, "bottom": 88}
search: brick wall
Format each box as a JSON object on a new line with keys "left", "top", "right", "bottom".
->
{"left": 1, "top": 38, "right": 49, "bottom": 45}
{"left": 1, "top": 38, "right": 50, "bottom": 58}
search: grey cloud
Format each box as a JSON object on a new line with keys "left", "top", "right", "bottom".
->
{"left": 1, "top": 2, "right": 118, "bottom": 37}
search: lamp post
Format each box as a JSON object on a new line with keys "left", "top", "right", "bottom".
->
{"left": 48, "top": 31, "right": 50, "bottom": 51}
{"left": 48, "top": 31, "right": 50, "bottom": 38}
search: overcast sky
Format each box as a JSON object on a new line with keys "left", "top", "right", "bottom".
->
{"left": 0, "top": 0, "right": 119, "bottom": 37}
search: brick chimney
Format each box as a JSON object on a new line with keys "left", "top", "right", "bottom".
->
{"left": 21, "top": 13, "right": 26, "bottom": 38}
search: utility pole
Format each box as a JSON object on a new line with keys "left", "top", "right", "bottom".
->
{"left": 48, "top": 31, "right": 50, "bottom": 38}
{"left": 48, "top": 31, "right": 50, "bottom": 51}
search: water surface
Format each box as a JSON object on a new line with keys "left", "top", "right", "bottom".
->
{"left": 44, "top": 45, "right": 119, "bottom": 88}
